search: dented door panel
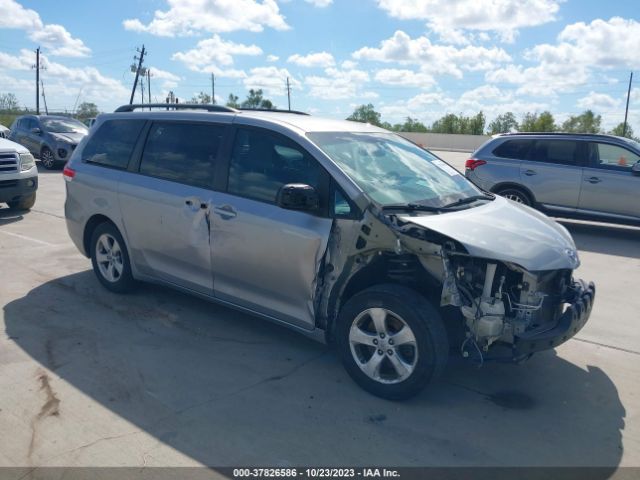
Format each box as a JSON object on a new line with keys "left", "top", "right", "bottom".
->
{"left": 211, "top": 193, "right": 332, "bottom": 329}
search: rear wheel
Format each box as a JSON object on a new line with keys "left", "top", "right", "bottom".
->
{"left": 496, "top": 187, "right": 532, "bottom": 206}
{"left": 40, "top": 147, "right": 56, "bottom": 170}
{"left": 336, "top": 284, "right": 449, "bottom": 400}
{"left": 90, "top": 222, "right": 136, "bottom": 293}
{"left": 7, "top": 193, "right": 36, "bottom": 210}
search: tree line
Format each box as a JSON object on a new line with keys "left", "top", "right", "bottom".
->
{"left": 346, "top": 103, "right": 636, "bottom": 140}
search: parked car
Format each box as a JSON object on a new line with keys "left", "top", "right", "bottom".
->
{"left": 0, "top": 124, "right": 10, "bottom": 138}
{"left": 9, "top": 115, "right": 89, "bottom": 170}
{"left": 64, "top": 104, "right": 595, "bottom": 400}
{"left": 0, "top": 136, "right": 37, "bottom": 210}
{"left": 466, "top": 133, "right": 640, "bottom": 225}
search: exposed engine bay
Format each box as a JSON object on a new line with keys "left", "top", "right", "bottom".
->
{"left": 317, "top": 204, "right": 594, "bottom": 363}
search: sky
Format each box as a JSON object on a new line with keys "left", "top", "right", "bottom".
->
{"left": 1, "top": 0, "right": 639, "bottom": 130}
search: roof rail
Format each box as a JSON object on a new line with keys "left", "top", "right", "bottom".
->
{"left": 500, "top": 132, "right": 614, "bottom": 138}
{"left": 238, "top": 107, "right": 310, "bottom": 116}
{"left": 114, "top": 103, "right": 238, "bottom": 113}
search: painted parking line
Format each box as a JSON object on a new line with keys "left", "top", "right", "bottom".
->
{"left": 0, "top": 229, "right": 58, "bottom": 247}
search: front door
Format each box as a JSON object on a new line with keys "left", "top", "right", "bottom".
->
{"left": 211, "top": 127, "right": 333, "bottom": 329}
{"left": 119, "top": 121, "right": 226, "bottom": 295}
{"left": 578, "top": 142, "right": 640, "bottom": 220}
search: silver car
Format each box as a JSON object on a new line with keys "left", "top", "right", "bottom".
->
{"left": 64, "top": 104, "right": 595, "bottom": 400}
{"left": 466, "top": 133, "right": 640, "bottom": 225}
{"left": 9, "top": 115, "right": 89, "bottom": 170}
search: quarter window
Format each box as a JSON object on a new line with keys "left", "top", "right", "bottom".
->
{"left": 593, "top": 143, "right": 640, "bottom": 170}
{"left": 530, "top": 140, "right": 579, "bottom": 166}
{"left": 493, "top": 139, "right": 534, "bottom": 160}
{"left": 82, "top": 120, "right": 146, "bottom": 169}
{"left": 228, "top": 128, "right": 325, "bottom": 204}
{"left": 139, "top": 122, "right": 225, "bottom": 189}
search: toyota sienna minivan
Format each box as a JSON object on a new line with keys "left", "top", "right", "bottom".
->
{"left": 64, "top": 104, "right": 595, "bottom": 399}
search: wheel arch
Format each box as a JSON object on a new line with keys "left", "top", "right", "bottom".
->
{"left": 490, "top": 182, "right": 536, "bottom": 205}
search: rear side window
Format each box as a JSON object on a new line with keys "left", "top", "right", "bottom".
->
{"left": 228, "top": 128, "right": 325, "bottom": 204}
{"left": 82, "top": 120, "right": 145, "bottom": 169}
{"left": 139, "top": 122, "right": 224, "bottom": 189}
{"left": 493, "top": 139, "right": 534, "bottom": 159}
{"left": 530, "top": 140, "right": 579, "bottom": 166}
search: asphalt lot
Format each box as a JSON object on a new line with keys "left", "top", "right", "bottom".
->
{"left": 0, "top": 151, "right": 639, "bottom": 472}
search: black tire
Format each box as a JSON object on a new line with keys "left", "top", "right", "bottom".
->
{"left": 40, "top": 147, "right": 57, "bottom": 170}
{"left": 336, "top": 284, "right": 449, "bottom": 400}
{"left": 90, "top": 222, "right": 136, "bottom": 294}
{"left": 496, "top": 187, "right": 532, "bottom": 206}
{"left": 7, "top": 193, "right": 36, "bottom": 210}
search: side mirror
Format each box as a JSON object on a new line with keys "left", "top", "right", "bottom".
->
{"left": 632, "top": 162, "right": 640, "bottom": 176}
{"left": 276, "top": 183, "right": 319, "bottom": 211}
{"left": 30, "top": 127, "right": 41, "bottom": 135}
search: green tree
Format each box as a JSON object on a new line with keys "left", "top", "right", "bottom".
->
{"left": 0, "top": 93, "right": 19, "bottom": 111}
{"left": 487, "top": 112, "right": 519, "bottom": 134}
{"left": 609, "top": 122, "right": 635, "bottom": 139}
{"left": 226, "top": 94, "right": 240, "bottom": 108}
{"left": 398, "top": 117, "right": 428, "bottom": 132}
{"left": 347, "top": 104, "right": 382, "bottom": 126}
{"left": 190, "top": 91, "right": 212, "bottom": 104}
{"left": 520, "top": 111, "right": 557, "bottom": 132}
{"left": 430, "top": 112, "right": 485, "bottom": 135}
{"left": 561, "top": 110, "right": 602, "bottom": 133}
{"left": 75, "top": 102, "right": 99, "bottom": 119}
{"left": 241, "top": 89, "right": 275, "bottom": 109}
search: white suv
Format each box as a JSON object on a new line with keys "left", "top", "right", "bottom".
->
{"left": 0, "top": 137, "right": 38, "bottom": 210}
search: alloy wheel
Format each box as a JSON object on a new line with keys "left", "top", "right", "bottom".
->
{"left": 95, "top": 233, "right": 124, "bottom": 283}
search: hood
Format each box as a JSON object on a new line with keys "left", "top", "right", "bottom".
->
{"left": 50, "top": 132, "right": 86, "bottom": 144}
{"left": 398, "top": 196, "right": 579, "bottom": 272}
{"left": 0, "top": 137, "right": 28, "bottom": 153}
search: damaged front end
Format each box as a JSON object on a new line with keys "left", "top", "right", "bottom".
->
{"left": 318, "top": 197, "right": 595, "bottom": 363}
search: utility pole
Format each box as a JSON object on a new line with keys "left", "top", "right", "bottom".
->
{"left": 623, "top": 71, "right": 633, "bottom": 137}
{"left": 147, "top": 69, "right": 151, "bottom": 109}
{"left": 33, "top": 47, "right": 41, "bottom": 114}
{"left": 129, "top": 45, "right": 146, "bottom": 105}
{"left": 41, "top": 79, "right": 49, "bottom": 115}
{"left": 211, "top": 73, "right": 215, "bottom": 104}
{"left": 286, "top": 77, "right": 291, "bottom": 111}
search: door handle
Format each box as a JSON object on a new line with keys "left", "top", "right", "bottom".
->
{"left": 524, "top": 169, "right": 537, "bottom": 176}
{"left": 586, "top": 177, "right": 602, "bottom": 184}
{"left": 212, "top": 204, "right": 237, "bottom": 219}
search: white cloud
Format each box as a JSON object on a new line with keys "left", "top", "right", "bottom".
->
{"left": 487, "top": 17, "right": 640, "bottom": 97}
{"left": 243, "top": 66, "right": 300, "bottom": 96}
{"left": 0, "top": 0, "right": 90, "bottom": 57}
{"left": 148, "top": 67, "right": 182, "bottom": 90}
{"left": 123, "top": 0, "right": 289, "bottom": 37}
{"left": 305, "top": 0, "right": 332, "bottom": 6}
{"left": 172, "top": 35, "right": 261, "bottom": 75}
{"left": 577, "top": 92, "right": 621, "bottom": 111}
{"left": 266, "top": 54, "right": 280, "bottom": 62}
{"left": 305, "top": 67, "right": 370, "bottom": 100}
{"left": 376, "top": 0, "right": 560, "bottom": 43}
{"left": 353, "top": 30, "right": 511, "bottom": 78}
{"left": 374, "top": 69, "right": 435, "bottom": 88}
{"left": 288, "top": 51, "right": 335, "bottom": 68}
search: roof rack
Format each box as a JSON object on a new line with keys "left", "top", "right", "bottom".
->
{"left": 114, "top": 103, "right": 238, "bottom": 113}
{"left": 238, "top": 107, "right": 310, "bottom": 116}
{"left": 499, "top": 132, "right": 615, "bottom": 138}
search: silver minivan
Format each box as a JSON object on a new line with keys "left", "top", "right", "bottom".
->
{"left": 64, "top": 105, "right": 595, "bottom": 399}
{"left": 466, "top": 133, "right": 640, "bottom": 225}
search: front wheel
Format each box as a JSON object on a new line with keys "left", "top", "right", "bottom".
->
{"left": 496, "top": 187, "right": 532, "bottom": 206}
{"left": 90, "top": 222, "right": 136, "bottom": 293}
{"left": 40, "top": 147, "right": 56, "bottom": 170}
{"left": 336, "top": 284, "right": 449, "bottom": 400}
{"left": 7, "top": 193, "right": 36, "bottom": 210}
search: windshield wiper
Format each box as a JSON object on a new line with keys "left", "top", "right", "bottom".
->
{"left": 381, "top": 203, "right": 445, "bottom": 213}
{"left": 441, "top": 193, "right": 495, "bottom": 209}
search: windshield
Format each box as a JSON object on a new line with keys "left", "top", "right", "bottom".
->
{"left": 42, "top": 118, "right": 88, "bottom": 134}
{"left": 308, "top": 132, "right": 482, "bottom": 207}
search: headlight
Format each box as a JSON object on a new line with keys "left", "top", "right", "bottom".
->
{"left": 19, "top": 153, "right": 35, "bottom": 171}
